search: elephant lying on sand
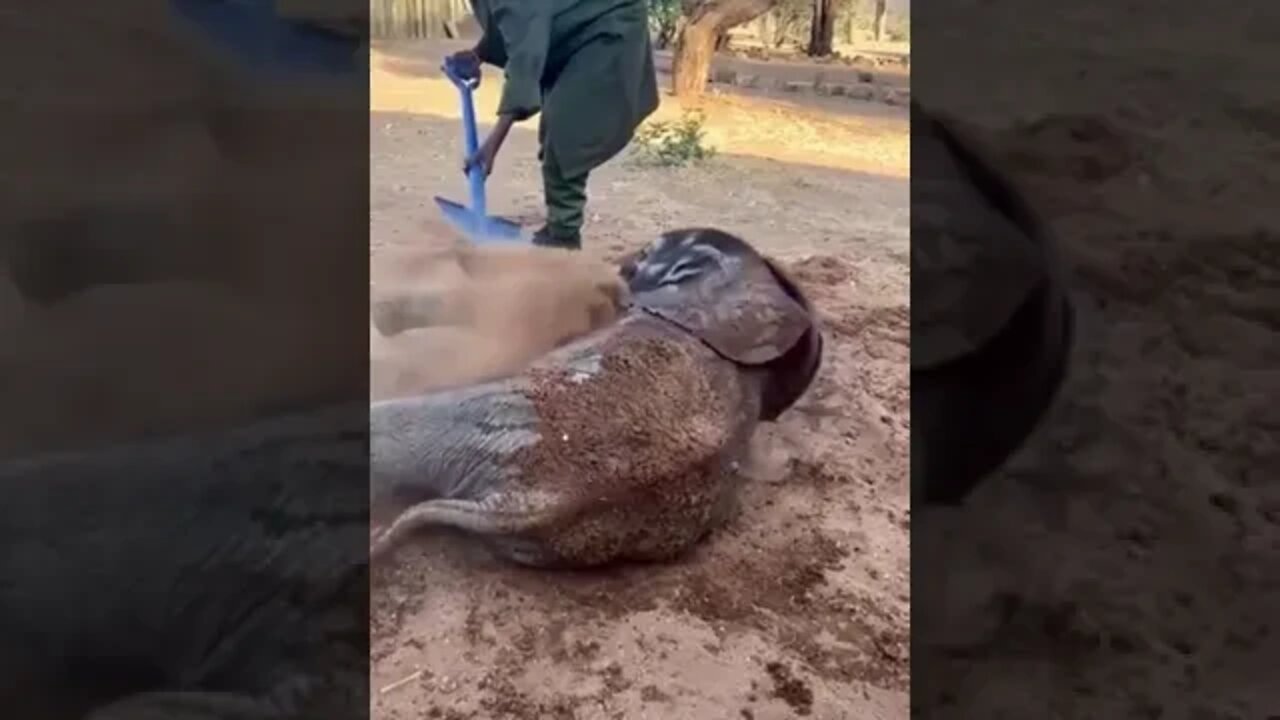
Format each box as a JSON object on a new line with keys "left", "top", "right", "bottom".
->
{"left": 370, "top": 228, "right": 824, "bottom": 568}
{"left": 0, "top": 406, "right": 369, "bottom": 719}
{"left": 911, "top": 100, "right": 1076, "bottom": 505}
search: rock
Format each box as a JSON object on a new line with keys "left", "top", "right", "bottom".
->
{"left": 857, "top": 70, "right": 874, "bottom": 84}
{"left": 826, "top": 84, "right": 847, "bottom": 97}
{"left": 782, "top": 80, "right": 814, "bottom": 93}
{"left": 735, "top": 74, "right": 760, "bottom": 89}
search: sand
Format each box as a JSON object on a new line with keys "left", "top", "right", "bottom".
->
{"left": 370, "top": 39, "right": 910, "bottom": 720}
{"left": 910, "top": 1, "right": 1279, "bottom": 717}
{"left": 370, "top": 244, "right": 627, "bottom": 400}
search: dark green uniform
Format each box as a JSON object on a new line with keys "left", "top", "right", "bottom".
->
{"left": 470, "top": 0, "right": 660, "bottom": 244}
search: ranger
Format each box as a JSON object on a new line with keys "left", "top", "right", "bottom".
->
{"left": 449, "top": 0, "right": 660, "bottom": 250}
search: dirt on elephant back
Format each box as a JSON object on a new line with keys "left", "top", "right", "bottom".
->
{"left": 369, "top": 243, "right": 910, "bottom": 720}
{"left": 370, "top": 41, "right": 909, "bottom": 719}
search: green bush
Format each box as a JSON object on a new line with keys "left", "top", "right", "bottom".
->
{"left": 630, "top": 110, "right": 716, "bottom": 167}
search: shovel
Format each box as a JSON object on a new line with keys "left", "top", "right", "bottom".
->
{"left": 433, "top": 56, "right": 524, "bottom": 244}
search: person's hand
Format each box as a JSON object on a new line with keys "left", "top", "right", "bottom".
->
{"left": 463, "top": 134, "right": 501, "bottom": 178}
{"left": 462, "top": 114, "right": 516, "bottom": 178}
{"left": 445, "top": 49, "right": 482, "bottom": 84}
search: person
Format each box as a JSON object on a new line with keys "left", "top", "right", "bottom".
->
{"left": 448, "top": 0, "right": 659, "bottom": 251}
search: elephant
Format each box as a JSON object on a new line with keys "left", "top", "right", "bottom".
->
{"left": 910, "top": 99, "right": 1077, "bottom": 505}
{"left": 369, "top": 228, "right": 824, "bottom": 568}
{"left": 0, "top": 5, "right": 371, "bottom": 717}
{"left": 0, "top": 405, "right": 369, "bottom": 720}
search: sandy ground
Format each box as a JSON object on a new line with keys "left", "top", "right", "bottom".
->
{"left": 0, "top": 2, "right": 370, "bottom": 457}
{"left": 911, "top": 1, "right": 1279, "bottom": 718}
{"left": 370, "top": 41, "right": 910, "bottom": 719}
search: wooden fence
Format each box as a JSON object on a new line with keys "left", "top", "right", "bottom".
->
{"left": 370, "top": 0, "right": 471, "bottom": 39}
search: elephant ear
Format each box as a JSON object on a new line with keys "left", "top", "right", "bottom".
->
{"left": 631, "top": 259, "right": 813, "bottom": 366}
{"left": 755, "top": 256, "right": 824, "bottom": 420}
{"left": 629, "top": 250, "right": 823, "bottom": 421}
{"left": 625, "top": 228, "right": 824, "bottom": 419}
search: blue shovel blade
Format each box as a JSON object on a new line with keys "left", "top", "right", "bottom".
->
{"left": 169, "top": 0, "right": 364, "bottom": 78}
{"left": 434, "top": 197, "right": 524, "bottom": 244}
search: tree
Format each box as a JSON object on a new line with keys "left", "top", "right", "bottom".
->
{"left": 767, "top": 0, "right": 810, "bottom": 49}
{"left": 671, "top": 0, "right": 779, "bottom": 98}
{"left": 873, "top": 0, "right": 887, "bottom": 41}
{"left": 648, "top": 0, "right": 684, "bottom": 50}
{"left": 807, "top": 0, "right": 837, "bottom": 57}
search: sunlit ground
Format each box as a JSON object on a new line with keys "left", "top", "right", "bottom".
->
{"left": 368, "top": 37, "right": 913, "bottom": 720}
{"left": 370, "top": 45, "right": 910, "bottom": 179}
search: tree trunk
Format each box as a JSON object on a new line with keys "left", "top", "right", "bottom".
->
{"left": 672, "top": 0, "right": 779, "bottom": 98}
{"left": 673, "top": 12, "right": 721, "bottom": 97}
{"left": 807, "top": 0, "right": 837, "bottom": 57}
{"left": 873, "top": 0, "right": 888, "bottom": 42}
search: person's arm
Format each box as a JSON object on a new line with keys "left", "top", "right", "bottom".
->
{"left": 471, "top": 31, "right": 503, "bottom": 68}
{"left": 487, "top": 114, "right": 516, "bottom": 150}
{"left": 489, "top": 0, "right": 552, "bottom": 122}
{"left": 462, "top": 1, "right": 550, "bottom": 175}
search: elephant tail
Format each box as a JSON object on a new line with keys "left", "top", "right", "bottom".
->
{"left": 370, "top": 496, "right": 548, "bottom": 560}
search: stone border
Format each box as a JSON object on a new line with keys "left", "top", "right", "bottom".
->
{"left": 708, "top": 67, "right": 910, "bottom": 107}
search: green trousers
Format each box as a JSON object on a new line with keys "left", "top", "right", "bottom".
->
{"left": 539, "top": 123, "right": 590, "bottom": 241}
{"left": 541, "top": 151, "right": 589, "bottom": 240}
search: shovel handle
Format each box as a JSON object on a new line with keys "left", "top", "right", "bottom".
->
{"left": 443, "top": 58, "right": 487, "bottom": 218}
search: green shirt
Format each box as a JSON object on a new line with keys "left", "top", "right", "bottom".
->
{"left": 470, "top": 0, "right": 660, "bottom": 177}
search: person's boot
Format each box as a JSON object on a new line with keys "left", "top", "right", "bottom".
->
{"left": 531, "top": 225, "right": 582, "bottom": 251}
